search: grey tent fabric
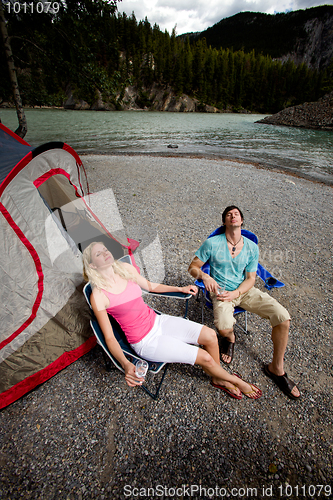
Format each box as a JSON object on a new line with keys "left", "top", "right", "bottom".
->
{"left": 0, "top": 124, "right": 135, "bottom": 409}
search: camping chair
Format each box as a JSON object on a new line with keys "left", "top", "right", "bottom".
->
{"left": 195, "top": 227, "right": 284, "bottom": 334}
{"left": 83, "top": 255, "right": 192, "bottom": 400}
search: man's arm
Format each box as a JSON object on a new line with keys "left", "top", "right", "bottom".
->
{"left": 189, "top": 256, "right": 256, "bottom": 301}
{"left": 188, "top": 256, "right": 219, "bottom": 294}
{"left": 218, "top": 271, "right": 256, "bottom": 302}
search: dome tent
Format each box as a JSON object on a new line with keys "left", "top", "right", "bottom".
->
{"left": 0, "top": 123, "right": 138, "bottom": 409}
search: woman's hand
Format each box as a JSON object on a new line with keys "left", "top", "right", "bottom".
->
{"left": 180, "top": 284, "right": 198, "bottom": 295}
{"left": 124, "top": 362, "right": 146, "bottom": 387}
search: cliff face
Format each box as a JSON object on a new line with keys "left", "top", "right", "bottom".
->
{"left": 189, "top": 6, "right": 333, "bottom": 70}
{"left": 64, "top": 84, "right": 225, "bottom": 113}
{"left": 256, "top": 92, "right": 333, "bottom": 131}
{"left": 279, "top": 15, "right": 333, "bottom": 70}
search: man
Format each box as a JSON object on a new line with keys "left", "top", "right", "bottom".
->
{"left": 188, "top": 205, "right": 300, "bottom": 400}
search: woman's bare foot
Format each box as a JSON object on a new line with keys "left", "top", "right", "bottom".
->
{"left": 211, "top": 379, "right": 242, "bottom": 399}
{"left": 233, "top": 373, "right": 262, "bottom": 399}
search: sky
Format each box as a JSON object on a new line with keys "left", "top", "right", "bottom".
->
{"left": 118, "top": 0, "right": 333, "bottom": 35}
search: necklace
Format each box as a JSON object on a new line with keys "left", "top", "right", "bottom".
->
{"left": 226, "top": 236, "right": 242, "bottom": 254}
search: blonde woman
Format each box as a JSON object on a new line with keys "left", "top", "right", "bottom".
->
{"left": 82, "top": 242, "right": 262, "bottom": 400}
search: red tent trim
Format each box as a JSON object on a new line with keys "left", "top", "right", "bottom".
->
{"left": 33, "top": 168, "right": 80, "bottom": 194}
{"left": 0, "top": 336, "right": 97, "bottom": 410}
{"left": 0, "top": 152, "right": 33, "bottom": 196}
{"left": 0, "top": 123, "right": 30, "bottom": 146}
{"left": 62, "top": 143, "right": 82, "bottom": 165}
{"left": 0, "top": 203, "right": 44, "bottom": 351}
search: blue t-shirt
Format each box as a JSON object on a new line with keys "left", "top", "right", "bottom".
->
{"left": 195, "top": 234, "right": 259, "bottom": 291}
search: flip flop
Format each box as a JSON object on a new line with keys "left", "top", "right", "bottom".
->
{"left": 263, "top": 364, "right": 300, "bottom": 400}
{"left": 233, "top": 373, "right": 262, "bottom": 399}
{"left": 210, "top": 381, "right": 243, "bottom": 400}
{"left": 220, "top": 335, "right": 235, "bottom": 364}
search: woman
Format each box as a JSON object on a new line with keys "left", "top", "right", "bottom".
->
{"left": 83, "top": 242, "right": 262, "bottom": 400}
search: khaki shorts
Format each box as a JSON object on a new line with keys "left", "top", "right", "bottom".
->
{"left": 211, "top": 287, "right": 291, "bottom": 331}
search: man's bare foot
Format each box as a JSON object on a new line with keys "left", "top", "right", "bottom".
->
{"left": 220, "top": 334, "right": 235, "bottom": 364}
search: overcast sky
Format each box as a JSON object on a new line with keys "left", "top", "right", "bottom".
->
{"left": 119, "top": 0, "right": 333, "bottom": 35}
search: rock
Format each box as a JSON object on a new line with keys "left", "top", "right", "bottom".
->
{"left": 63, "top": 86, "right": 90, "bottom": 110}
{"left": 64, "top": 93, "right": 90, "bottom": 110}
{"left": 201, "top": 104, "right": 222, "bottom": 113}
{"left": 256, "top": 91, "right": 333, "bottom": 131}
{"left": 91, "top": 91, "right": 116, "bottom": 111}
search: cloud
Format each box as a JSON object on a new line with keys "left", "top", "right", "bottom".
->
{"left": 119, "top": 0, "right": 333, "bottom": 34}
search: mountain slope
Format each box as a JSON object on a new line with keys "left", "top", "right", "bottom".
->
{"left": 187, "top": 5, "right": 333, "bottom": 70}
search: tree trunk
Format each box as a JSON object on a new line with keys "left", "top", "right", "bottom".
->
{"left": 0, "top": 2, "right": 27, "bottom": 138}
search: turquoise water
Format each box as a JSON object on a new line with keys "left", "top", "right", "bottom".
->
{"left": 1, "top": 108, "right": 332, "bottom": 184}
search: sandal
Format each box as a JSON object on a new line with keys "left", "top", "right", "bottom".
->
{"left": 220, "top": 335, "right": 235, "bottom": 364}
{"left": 263, "top": 364, "right": 300, "bottom": 400}
{"left": 233, "top": 373, "right": 262, "bottom": 399}
{"left": 210, "top": 381, "right": 243, "bottom": 400}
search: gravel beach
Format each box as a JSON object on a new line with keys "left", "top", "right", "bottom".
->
{"left": 1, "top": 154, "right": 332, "bottom": 499}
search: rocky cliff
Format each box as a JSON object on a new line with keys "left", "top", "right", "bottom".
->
{"left": 256, "top": 92, "right": 333, "bottom": 130}
{"left": 64, "top": 84, "right": 226, "bottom": 113}
{"left": 188, "top": 6, "right": 333, "bottom": 70}
{"left": 278, "top": 15, "right": 333, "bottom": 70}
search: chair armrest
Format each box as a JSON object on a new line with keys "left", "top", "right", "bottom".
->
{"left": 145, "top": 290, "right": 192, "bottom": 300}
{"left": 257, "top": 263, "right": 285, "bottom": 290}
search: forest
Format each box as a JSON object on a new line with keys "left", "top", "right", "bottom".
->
{"left": 0, "top": 0, "right": 332, "bottom": 114}
{"left": 192, "top": 5, "right": 333, "bottom": 64}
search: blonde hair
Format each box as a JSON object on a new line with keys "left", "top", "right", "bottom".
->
{"left": 82, "top": 242, "right": 137, "bottom": 290}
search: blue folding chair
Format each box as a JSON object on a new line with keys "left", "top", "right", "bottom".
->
{"left": 195, "top": 227, "right": 284, "bottom": 333}
{"left": 83, "top": 255, "right": 192, "bottom": 400}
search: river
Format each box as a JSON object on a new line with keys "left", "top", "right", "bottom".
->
{"left": 1, "top": 108, "right": 332, "bottom": 184}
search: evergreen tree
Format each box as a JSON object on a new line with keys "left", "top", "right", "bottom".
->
{"left": 0, "top": 2, "right": 326, "bottom": 113}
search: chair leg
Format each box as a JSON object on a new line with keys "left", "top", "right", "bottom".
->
{"left": 234, "top": 312, "right": 248, "bottom": 334}
{"left": 199, "top": 290, "right": 204, "bottom": 324}
{"left": 102, "top": 350, "right": 113, "bottom": 371}
{"left": 184, "top": 298, "right": 189, "bottom": 319}
{"left": 140, "top": 364, "right": 168, "bottom": 400}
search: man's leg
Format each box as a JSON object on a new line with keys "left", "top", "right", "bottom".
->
{"left": 268, "top": 320, "right": 300, "bottom": 398}
{"left": 211, "top": 294, "right": 237, "bottom": 364}
{"left": 270, "top": 320, "right": 290, "bottom": 375}
{"left": 239, "top": 288, "right": 300, "bottom": 399}
{"left": 218, "top": 328, "right": 235, "bottom": 364}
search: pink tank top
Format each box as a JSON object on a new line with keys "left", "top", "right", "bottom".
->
{"left": 102, "top": 281, "right": 156, "bottom": 344}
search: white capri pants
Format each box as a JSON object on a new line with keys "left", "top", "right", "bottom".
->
{"left": 130, "top": 314, "right": 203, "bottom": 365}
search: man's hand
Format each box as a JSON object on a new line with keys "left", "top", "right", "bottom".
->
{"left": 202, "top": 275, "right": 219, "bottom": 294}
{"left": 215, "top": 289, "right": 240, "bottom": 302}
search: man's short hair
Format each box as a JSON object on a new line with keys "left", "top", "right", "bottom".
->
{"left": 222, "top": 205, "right": 244, "bottom": 224}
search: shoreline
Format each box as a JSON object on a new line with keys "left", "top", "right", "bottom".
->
{"left": 1, "top": 154, "right": 332, "bottom": 497}
{"left": 81, "top": 151, "right": 333, "bottom": 187}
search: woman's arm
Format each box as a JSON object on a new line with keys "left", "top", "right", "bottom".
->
{"left": 122, "top": 262, "right": 197, "bottom": 295}
{"left": 91, "top": 290, "right": 143, "bottom": 387}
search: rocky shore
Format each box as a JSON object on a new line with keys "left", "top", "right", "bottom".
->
{"left": 256, "top": 91, "right": 333, "bottom": 131}
{"left": 63, "top": 84, "right": 228, "bottom": 113}
{"left": 0, "top": 155, "right": 332, "bottom": 499}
